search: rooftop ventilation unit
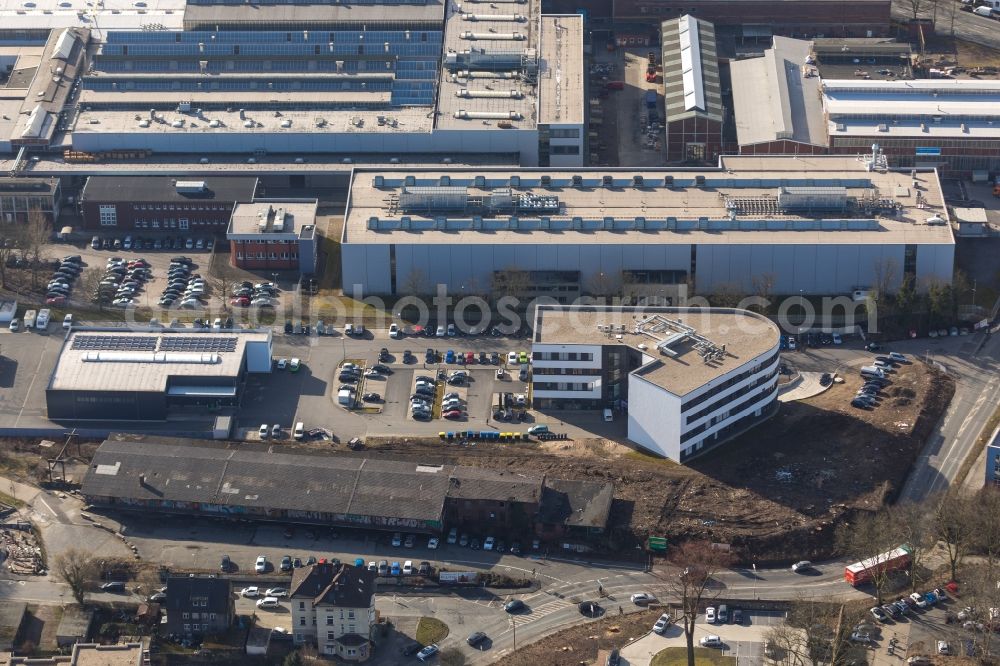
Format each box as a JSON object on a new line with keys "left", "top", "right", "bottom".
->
{"left": 456, "top": 88, "right": 523, "bottom": 98}
{"left": 175, "top": 181, "right": 207, "bottom": 194}
{"left": 453, "top": 110, "right": 522, "bottom": 120}
{"left": 777, "top": 186, "right": 848, "bottom": 212}
{"left": 461, "top": 32, "right": 525, "bottom": 40}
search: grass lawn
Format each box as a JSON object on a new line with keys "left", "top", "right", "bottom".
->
{"left": 415, "top": 617, "right": 449, "bottom": 646}
{"left": 651, "top": 647, "right": 736, "bottom": 666}
{"left": 0, "top": 490, "right": 23, "bottom": 508}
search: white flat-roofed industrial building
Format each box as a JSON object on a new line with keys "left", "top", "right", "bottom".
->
{"left": 46, "top": 327, "right": 272, "bottom": 421}
{"left": 57, "top": 0, "right": 583, "bottom": 167}
{"left": 340, "top": 155, "right": 954, "bottom": 299}
{"left": 532, "top": 305, "right": 781, "bottom": 462}
{"left": 823, "top": 78, "right": 1000, "bottom": 174}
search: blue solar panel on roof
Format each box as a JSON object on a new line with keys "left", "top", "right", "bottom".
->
{"left": 71, "top": 335, "right": 159, "bottom": 351}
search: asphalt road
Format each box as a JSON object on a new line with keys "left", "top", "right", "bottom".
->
{"left": 898, "top": 330, "right": 999, "bottom": 502}
{"left": 892, "top": 0, "right": 1000, "bottom": 51}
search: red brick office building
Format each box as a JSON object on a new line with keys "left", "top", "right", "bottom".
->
{"left": 226, "top": 199, "right": 319, "bottom": 274}
{"left": 79, "top": 177, "right": 258, "bottom": 233}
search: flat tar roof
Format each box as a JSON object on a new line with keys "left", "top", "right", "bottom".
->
{"left": 533, "top": 305, "right": 780, "bottom": 396}
{"left": 731, "top": 36, "right": 826, "bottom": 148}
{"left": 81, "top": 175, "right": 258, "bottom": 202}
{"left": 48, "top": 328, "right": 271, "bottom": 393}
{"left": 228, "top": 199, "right": 317, "bottom": 237}
{"left": 342, "top": 155, "right": 954, "bottom": 246}
{"left": 538, "top": 15, "right": 583, "bottom": 126}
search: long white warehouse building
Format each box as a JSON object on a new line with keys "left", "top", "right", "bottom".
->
{"left": 341, "top": 155, "right": 955, "bottom": 299}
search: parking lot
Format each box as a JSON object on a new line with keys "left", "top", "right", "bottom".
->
{"left": 244, "top": 331, "right": 537, "bottom": 442}
{"left": 10, "top": 239, "right": 291, "bottom": 317}
{"left": 621, "top": 609, "right": 784, "bottom": 665}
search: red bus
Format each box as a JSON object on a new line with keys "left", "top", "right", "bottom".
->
{"left": 844, "top": 545, "right": 912, "bottom": 586}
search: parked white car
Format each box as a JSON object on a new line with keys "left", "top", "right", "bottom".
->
{"left": 256, "top": 597, "right": 281, "bottom": 609}
{"left": 255, "top": 555, "right": 267, "bottom": 573}
{"left": 240, "top": 586, "right": 260, "bottom": 598}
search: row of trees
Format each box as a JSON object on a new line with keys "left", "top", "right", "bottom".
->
{"left": 0, "top": 210, "right": 52, "bottom": 290}
{"left": 660, "top": 487, "right": 1000, "bottom": 666}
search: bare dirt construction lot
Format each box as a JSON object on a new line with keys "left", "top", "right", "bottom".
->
{"left": 494, "top": 609, "right": 661, "bottom": 666}
{"left": 921, "top": 35, "right": 1000, "bottom": 77}
{"left": 367, "top": 360, "right": 953, "bottom": 562}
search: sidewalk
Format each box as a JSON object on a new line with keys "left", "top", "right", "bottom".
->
{"left": 0, "top": 475, "right": 43, "bottom": 506}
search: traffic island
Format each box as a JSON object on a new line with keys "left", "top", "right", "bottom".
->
{"left": 415, "top": 616, "right": 449, "bottom": 646}
{"left": 651, "top": 647, "right": 736, "bottom": 666}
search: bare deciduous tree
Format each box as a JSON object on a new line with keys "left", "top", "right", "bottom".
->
{"left": 0, "top": 228, "right": 20, "bottom": 288}
{"left": 23, "top": 208, "right": 52, "bottom": 290}
{"left": 972, "top": 486, "right": 1000, "bottom": 578}
{"left": 906, "top": 0, "right": 927, "bottom": 19}
{"left": 872, "top": 258, "right": 899, "bottom": 305}
{"left": 836, "top": 510, "right": 902, "bottom": 605}
{"left": 400, "top": 268, "right": 429, "bottom": 297}
{"left": 586, "top": 270, "right": 622, "bottom": 298}
{"left": 491, "top": 266, "right": 531, "bottom": 301}
{"left": 210, "top": 260, "right": 241, "bottom": 313}
{"left": 664, "top": 541, "right": 736, "bottom": 666}
{"left": 79, "top": 267, "right": 106, "bottom": 311}
{"left": 888, "top": 501, "right": 933, "bottom": 593}
{"left": 932, "top": 490, "right": 976, "bottom": 582}
{"left": 53, "top": 549, "right": 97, "bottom": 606}
{"left": 709, "top": 282, "right": 744, "bottom": 308}
{"left": 751, "top": 272, "right": 777, "bottom": 313}
{"left": 763, "top": 623, "right": 810, "bottom": 665}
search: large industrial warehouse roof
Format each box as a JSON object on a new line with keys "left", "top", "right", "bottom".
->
{"left": 81, "top": 436, "right": 592, "bottom": 525}
{"left": 533, "top": 305, "right": 779, "bottom": 396}
{"left": 730, "top": 37, "right": 826, "bottom": 148}
{"left": 342, "top": 156, "right": 954, "bottom": 246}
{"left": 48, "top": 329, "right": 271, "bottom": 393}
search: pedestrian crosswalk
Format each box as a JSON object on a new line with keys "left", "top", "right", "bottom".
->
{"left": 521, "top": 598, "right": 573, "bottom": 621}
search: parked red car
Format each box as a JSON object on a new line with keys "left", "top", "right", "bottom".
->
{"left": 230, "top": 297, "right": 250, "bottom": 307}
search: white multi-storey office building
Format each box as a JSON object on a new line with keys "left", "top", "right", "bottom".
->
{"left": 531, "top": 305, "right": 781, "bottom": 462}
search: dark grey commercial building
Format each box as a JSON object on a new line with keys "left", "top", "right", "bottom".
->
{"left": 81, "top": 435, "right": 614, "bottom": 540}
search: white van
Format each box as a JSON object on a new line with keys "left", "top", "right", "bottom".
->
{"left": 24, "top": 309, "right": 37, "bottom": 329}
{"left": 36, "top": 309, "right": 51, "bottom": 330}
{"left": 603, "top": 408, "right": 614, "bottom": 422}
{"left": 293, "top": 422, "right": 305, "bottom": 440}
{"left": 860, "top": 365, "right": 885, "bottom": 379}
